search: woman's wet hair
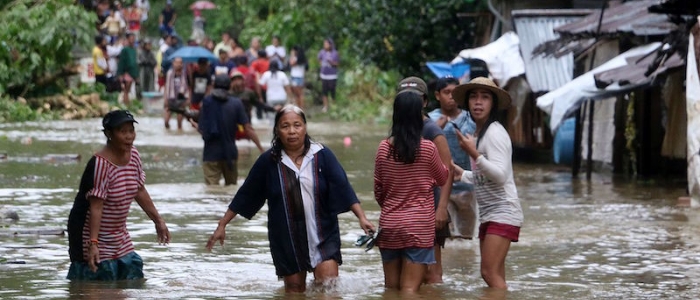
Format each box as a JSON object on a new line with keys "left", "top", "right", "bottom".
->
{"left": 435, "top": 76, "right": 459, "bottom": 93}
{"left": 389, "top": 91, "right": 424, "bottom": 164}
{"left": 271, "top": 105, "right": 312, "bottom": 162}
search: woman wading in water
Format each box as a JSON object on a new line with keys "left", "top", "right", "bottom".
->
{"left": 206, "top": 105, "right": 375, "bottom": 293}
{"left": 452, "top": 77, "right": 523, "bottom": 289}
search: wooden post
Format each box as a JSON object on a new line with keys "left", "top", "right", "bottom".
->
{"left": 572, "top": 105, "right": 583, "bottom": 177}
{"left": 574, "top": 1, "right": 606, "bottom": 178}
{"left": 587, "top": 100, "right": 595, "bottom": 180}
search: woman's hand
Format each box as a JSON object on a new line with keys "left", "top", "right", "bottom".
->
{"left": 87, "top": 244, "right": 100, "bottom": 273}
{"left": 436, "top": 115, "right": 448, "bottom": 129}
{"left": 206, "top": 225, "right": 226, "bottom": 251}
{"left": 453, "top": 163, "right": 465, "bottom": 182}
{"left": 358, "top": 217, "right": 375, "bottom": 235}
{"left": 436, "top": 208, "right": 449, "bottom": 230}
{"left": 155, "top": 219, "right": 171, "bottom": 244}
{"left": 455, "top": 130, "right": 479, "bottom": 159}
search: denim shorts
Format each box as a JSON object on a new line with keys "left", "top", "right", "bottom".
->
{"left": 290, "top": 77, "right": 304, "bottom": 87}
{"left": 379, "top": 247, "right": 436, "bottom": 264}
{"left": 67, "top": 251, "right": 144, "bottom": 280}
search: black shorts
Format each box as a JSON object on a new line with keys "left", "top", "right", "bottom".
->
{"left": 321, "top": 79, "right": 337, "bottom": 98}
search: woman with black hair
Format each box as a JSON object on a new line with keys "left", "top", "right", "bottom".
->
{"left": 373, "top": 91, "right": 449, "bottom": 292}
{"left": 259, "top": 59, "right": 292, "bottom": 108}
{"left": 451, "top": 77, "right": 523, "bottom": 289}
{"left": 289, "top": 45, "right": 307, "bottom": 109}
{"left": 206, "top": 105, "right": 374, "bottom": 293}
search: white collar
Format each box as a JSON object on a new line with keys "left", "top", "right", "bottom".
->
{"left": 281, "top": 142, "right": 323, "bottom": 172}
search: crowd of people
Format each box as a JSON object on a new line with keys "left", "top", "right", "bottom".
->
{"left": 90, "top": 0, "right": 163, "bottom": 105}
{"left": 67, "top": 74, "right": 524, "bottom": 294}
{"left": 158, "top": 33, "right": 339, "bottom": 130}
{"left": 89, "top": 0, "right": 341, "bottom": 130}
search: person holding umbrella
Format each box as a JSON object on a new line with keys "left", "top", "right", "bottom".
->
{"left": 189, "top": 0, "right": 216, "bottom": 10}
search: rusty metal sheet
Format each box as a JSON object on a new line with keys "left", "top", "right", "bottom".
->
{"left": 594, "top": 52, "right": 685, "bottom": 88}
{"left": 554, "top": 0, "right": 674, "bottom": 36}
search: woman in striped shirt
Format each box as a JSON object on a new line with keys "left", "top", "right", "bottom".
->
{"left": 451, "top": 77, "right": 524, "bottom": 289}
{"left": 374, "top": 91, "right": 449, "bottom": 292}
{"left": 67, "top": 110, "right": 171, "bottom": 280}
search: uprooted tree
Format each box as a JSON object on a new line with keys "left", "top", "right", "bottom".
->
{"left": 0, "top": 0, "right": 96, "bottom": 98}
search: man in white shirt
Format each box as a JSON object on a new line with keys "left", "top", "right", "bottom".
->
{"left": 265, "top": 35, "right": 286, "bottom": 64}
{"left": 106, "top": 37, "right": 125, "bottom": 77}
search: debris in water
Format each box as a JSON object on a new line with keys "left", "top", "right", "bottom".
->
{"left": 3, "top": 210, "right": 19, "bottom": 222}
{"left": 43, "top": 154, "right": 81, "bottom": 162}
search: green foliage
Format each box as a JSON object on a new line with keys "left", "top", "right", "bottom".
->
{"left": 142, "top": 0, "right": 481, "bottom": 75}
{"left": 330, "top": 64, "right": 401, "bottom": 123}
{"left": 72, "top": 82, "right": 117, "bottom": 103}
{"left": 0, "top": 96, "right": 58, "bottom": 123}
{"left": 0, "top": 0, "right": 96, "bottom": 97}
{"left": 72, "top": 83, "right": 141, "bottom": 112}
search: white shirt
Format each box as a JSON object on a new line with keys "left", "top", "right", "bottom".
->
{"left": 259, "top": 71, "right": 289, "bottom": 103}
{"left": 136, "top": 0, "right": 150, "bottom": 21}
{"left": 265, "top": 45, "right": 286, "bottom": 60}
{"left": 290, "top": 65, "right": 305, "bottom": 78}
{"left": 213, "top": 42, "right": 232, "bottom": 57}
{"left": 114, "top": 11, "right": 126, "bottom": 29}
{"left": 106, "top": 44, "right": 123, "bottom": 76}
{"left": 460, "top": 122, "right": 523, "bottom": 227}
{"left": 281, "top": 143, "right": 324, "bottom": 268}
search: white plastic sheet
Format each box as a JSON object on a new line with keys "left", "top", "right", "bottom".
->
{"left": 450, "top": 31, "right": 525, "bottom": 88}
{"left": 686, "top": 32, "right": 700, "bottom": 206}
{"left": 536, "top": 43, "right": 661, "bottom": 133}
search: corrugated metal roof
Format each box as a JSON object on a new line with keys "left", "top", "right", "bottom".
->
{"left": 555, "top": 0, "right": 676, "bottom": 36}
{"left": 513, "top": 9, "right": 593, "bottom": 93}
{"left": 594, "top": 50, "right": 685, "bottom": 88}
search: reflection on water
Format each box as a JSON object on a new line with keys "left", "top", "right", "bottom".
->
{"left": 0, "top": 117, "right": 698, "bottom": 299}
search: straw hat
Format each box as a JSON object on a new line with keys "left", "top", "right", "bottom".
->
{"left": 452, "top": 77, "right": 512, "bottom": 110}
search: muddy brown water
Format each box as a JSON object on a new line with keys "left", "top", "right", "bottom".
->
{"left": 0, "top": 116, "right": 698, "bottom": 299}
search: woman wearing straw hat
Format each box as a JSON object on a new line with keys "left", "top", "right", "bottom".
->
{"left": 451, "top": 77, "right": 523, "bottom": 289}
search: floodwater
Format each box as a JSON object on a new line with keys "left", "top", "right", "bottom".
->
{"left": 0, "top": 116, "right": 698, "bottom": 299}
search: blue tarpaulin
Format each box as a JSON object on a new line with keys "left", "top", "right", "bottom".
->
{"left": 426, "top": 62, "right": 471, "bottom": 82}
